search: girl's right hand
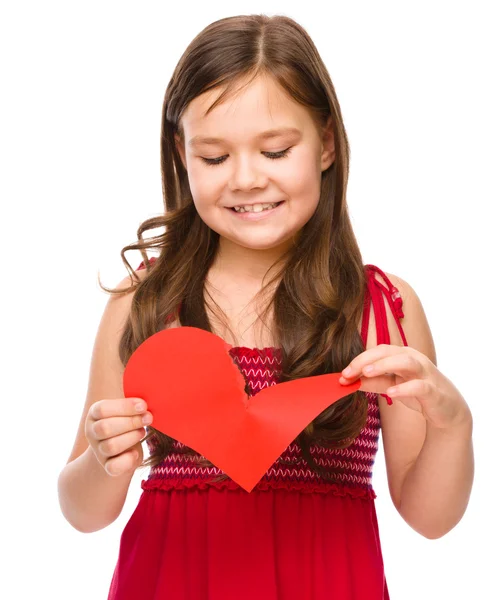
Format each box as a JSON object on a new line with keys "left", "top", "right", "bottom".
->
{"left": 85, "top": 398, "right": 153, "bottom": 476}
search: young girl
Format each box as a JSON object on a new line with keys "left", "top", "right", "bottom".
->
{"left": 57, "top": 14, "right": 474, "bottom": 600}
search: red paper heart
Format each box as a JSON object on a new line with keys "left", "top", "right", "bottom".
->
{"left": 123, "top": 327, "right": 361, "bottom": 492}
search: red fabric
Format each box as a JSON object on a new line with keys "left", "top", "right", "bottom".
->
{"left": 361, "top": 264, "right": 409, "bottom": 406}
{"left": 107, "top": 259, "right": 407, "bottom": 599}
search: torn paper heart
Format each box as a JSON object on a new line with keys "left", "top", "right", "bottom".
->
{"left": 123, "top": 326, "right": 361, "bottom": 492}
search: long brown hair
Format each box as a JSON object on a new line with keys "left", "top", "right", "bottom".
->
{"left": 99, "top": 14, "right": 369, "bottom": 482}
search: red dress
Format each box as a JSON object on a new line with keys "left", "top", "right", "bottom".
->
{"left": 108, "top": 261, "right": 408, "bottom": 600}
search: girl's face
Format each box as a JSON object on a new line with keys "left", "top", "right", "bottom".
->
{"left": 175, "top": 75, "right": 335, "bottom": 255}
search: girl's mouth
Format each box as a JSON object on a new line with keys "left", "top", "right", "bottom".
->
{"left": 227, "top": 201, "right": 284, "bottom": 221}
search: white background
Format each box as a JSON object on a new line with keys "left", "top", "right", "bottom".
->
{"left": 2, "top": 1, "right": 494, "bottom": 598}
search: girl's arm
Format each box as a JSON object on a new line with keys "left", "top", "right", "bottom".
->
{"left": 388, "top": 277, "right": 474, "bottom": 539}
{"left": 399, "top": 413, "right": 473, "bottom": 539}
{"left": 58, "top": 445, "right": 135, "bottom": 533}
{"left": 58, "top": 273, "right": 145, "bottom": 533}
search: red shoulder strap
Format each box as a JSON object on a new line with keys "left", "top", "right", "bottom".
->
{"left": 361, "top": 264, "right": 408, "bottom": 347}
{"left": 361, "top": 264, "right": 408, "bottom": 406}
{"left": 136, "top": 256, "right": 157, "bottom": 271}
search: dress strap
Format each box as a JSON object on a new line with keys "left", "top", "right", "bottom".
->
{"left": 361, "top": 264, "right": 409, "bottom": 406}
{"left": 136, "top": 256, "right": 157, "bottom": 271}
{"left": 361, "top": 264, "right": 408, "bottom": 347}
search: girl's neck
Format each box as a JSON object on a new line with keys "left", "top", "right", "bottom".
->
{"left": 204, "top": 267, "right": 277, "bottom": 350}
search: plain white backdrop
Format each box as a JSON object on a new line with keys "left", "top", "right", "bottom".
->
{"left": 2, "top": 1, "right": 494, "bottom": 598}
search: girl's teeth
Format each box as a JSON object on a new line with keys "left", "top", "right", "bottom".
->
{"left": 233, "top": 203, "right": 278, "bottom": 213}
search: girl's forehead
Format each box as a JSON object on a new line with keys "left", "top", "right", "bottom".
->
{"left": 180, "top": 78, "right": 313, "bottom": 143}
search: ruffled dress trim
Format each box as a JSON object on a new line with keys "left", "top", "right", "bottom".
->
{"left": 141, "top": 476, "right": 377, "bottom": 500}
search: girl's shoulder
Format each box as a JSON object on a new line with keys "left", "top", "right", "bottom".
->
{"left": 363, "top": 264, "right": 434, "bottom": 357}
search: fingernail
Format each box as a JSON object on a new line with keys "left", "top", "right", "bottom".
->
{"left": 342, "top": 367, "right": 352, "bottom": 377}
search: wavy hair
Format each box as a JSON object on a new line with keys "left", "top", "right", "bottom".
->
{"left": 99, "top": 14, "right": 369, "bottom": 482}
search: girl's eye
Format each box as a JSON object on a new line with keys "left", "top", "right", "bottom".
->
{"left": 200, "top": 147, "right": 293, "bottom": 167}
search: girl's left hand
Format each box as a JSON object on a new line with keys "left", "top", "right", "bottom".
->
{"left": 340, "top": 344, "right": 471, "bottom": 430}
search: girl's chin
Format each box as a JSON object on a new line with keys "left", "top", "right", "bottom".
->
{"left": 218, "top": 232, "right": 296, "bottom": 253}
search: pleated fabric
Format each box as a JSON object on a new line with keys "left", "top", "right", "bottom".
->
{"left": 109, "top": 486, "right": 389, "bottom": 599}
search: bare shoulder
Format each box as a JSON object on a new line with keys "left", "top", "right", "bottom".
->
{"left": 382, "top": 271, "right": 437, "bottom": 366}
{"left": 365, "top": 270, "right": 437, "bottom": 512}
{"left": 65, "top": 269, "right": 146, "bottom": 465}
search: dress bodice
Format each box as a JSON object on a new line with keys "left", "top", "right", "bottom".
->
{"left": 143, "top": 344, "right": 381, "bottom": 498}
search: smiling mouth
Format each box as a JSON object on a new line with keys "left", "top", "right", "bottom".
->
{"left": 228, "top": 201, "right": 284, "bottom": 213}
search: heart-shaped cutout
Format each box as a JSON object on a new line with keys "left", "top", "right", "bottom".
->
{"left": 123, "top": 326, "right": 361, "bottom": 492}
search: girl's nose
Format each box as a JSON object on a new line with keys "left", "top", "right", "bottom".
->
{"left": 229, "top": 156, "right": 268, "bottom": 192}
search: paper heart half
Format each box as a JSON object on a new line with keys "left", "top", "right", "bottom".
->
{"left": 123, "top": 326, "right": 361, "bottom": 492}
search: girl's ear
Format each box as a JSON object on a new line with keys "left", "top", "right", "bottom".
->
{"left": 174, "top": 133, "right": 187, "bottom": 170}
{"left": 321, "top": 116, "right": 335, "bottom": 171}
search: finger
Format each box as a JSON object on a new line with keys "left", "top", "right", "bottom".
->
{"left": 89, "top": 398, "right": 147, "bottom": 422}
{"left": 341, "top": 345, "right": 420, "bottom": 382}
{"left": 348, "top": 372, "right": 397, "bottom": 395}
{"left": 92, "top": 413, "right": 153, "bottom": 441}
{"left": 99, "top": 428, "right": 147, "bottom": 458}
{"left": 386, "top": 378, "right": 433, "bottom": 400}
{"left": 105, "top": 449, "right": 141, "bottom": 477}
{"left": 340, "top": 344, "right": 401, "bottom": 382}
{"left": 359, "top": 354, "right": 425, "bottom": 380}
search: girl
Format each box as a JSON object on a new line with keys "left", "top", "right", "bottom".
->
{"left": 57, "top": 14, "right": 474, "bottom": 600}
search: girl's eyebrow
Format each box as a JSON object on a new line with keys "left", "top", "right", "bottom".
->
{"left": 188, "top": 127, "right": 302, "bottom": 148}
